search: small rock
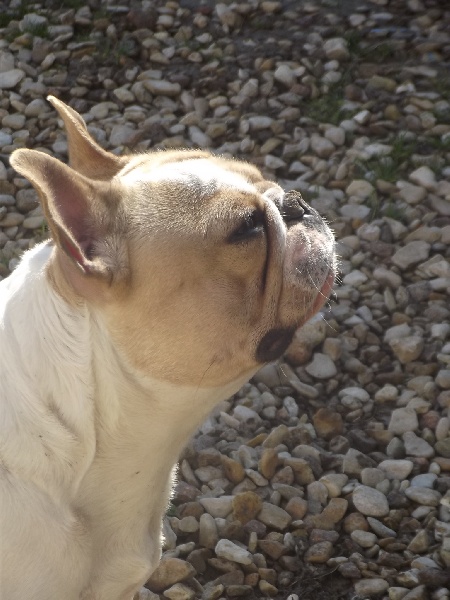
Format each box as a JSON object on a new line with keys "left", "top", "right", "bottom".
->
{"left": 404, "top": 487, "right": 441, "bottom": 506}
{"left": 352, "top": 485, "right": 389, "bottom": 517}
{"left": 435, "top": 438, "right": 450, "bottom": 458}
{"left": 257, "top": 502, "right": 292, "bottom": 531}
{"left": 409, "top": 166, "right": 437, "bottom": 190}
{"left": 163, "top": 583, "right": 195, "bottom": 600}
{"left": 274, "top": 64, "right": 296, "bottom": 88}
{"left": 397, "top": 182, "right": 427, "bottom": 205}
{"left": 147, "top": 558, "right": 196, "bottom": 593}
{"left": 199, "top": 497, "right": 233, "bottom": 518}
{"left": 388, "top": 408, "right": 419, "bottom": 435}
{"left": 232, "top": 492, "right": 262, "bottom": 525}
{"left": 310, "top": 134, "right": 335, "bottom": 158}
{"left": 0, "top": 69, "right": 25, "bottom": 89}
{"left": 354, "top": 579, "right": 389, "bottom": 596}
{"left": 305, "top": 353, "right": 337, "bottom": 379}
{"left": 407, "top": 530, "right": 430, "bottom": 553}
{"left": 323, "top": 38, "right": 349, "bottom": 61}
{"left": 199, "top": 513, "right": 219, "bottom": 549}
{"left": 215, "top": 539, "right": 252, "bottom": 565}
{"left": 389, "top": 336, "right": 424, "bottom": 364}
{"left": 346, "top": 180, "right": 375, "bottom": 199}
{"left": 403, "top": 432, "right": 434, "bottom": 458}
{"left": 391, "top": 241, "right": 431, "bottom": 270}
{"left": 304, "top": 541, "right": 333, "bottom": 563}
{"left": 350, "top": 530, "right": 378, "bottom": 548}
{"left": 313, "top": 407, "right": 344, "bottom": 440}
{"left": 378, "top": 460, "right": 414, "bottom": 480}
{"left": 143, "top": 79, "right": 181, "bottom": 96}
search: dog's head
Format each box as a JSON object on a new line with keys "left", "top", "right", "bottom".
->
{"left": 10, "top": 97, "right": 336, "bottom": 388}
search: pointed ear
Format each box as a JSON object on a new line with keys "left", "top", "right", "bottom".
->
{"left": 10, "top": 148, "right": 128, "bottom": 283}
{"left": 47, "top": 95, "right": 128, "bottom": 180}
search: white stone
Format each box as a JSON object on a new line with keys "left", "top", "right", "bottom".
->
{"left": 374, "top": 385, "right": 398, "bottom": 402}
{"left": 233, "top": 405, "right": 261, "bottom": 423}
{"left": 338, "top": 387, "right": 370, "bottom": 402}
{"left": 0, "top": 131, "right": 13, "bottom": 147}
{"left": 403, "top": 432, "right": 434, "bottom": 458}
{"left": 343, "top": 270, "right": 368, "bottom": 286}
{"left": 339, "top": 204, "right": 371, "bottom": 219}
{"left": 143, "top": 79, "right": 181, "bottom": 97}
{"left": 114, "top": 87, "right": 135, "bottom": 104}
{"left": 354, "top": 579, "right": 389, "bottom": 597}
{"left": 351, "top": 530, "right": 378, "bottom": 548}
{"left": 378, "top": 459, "right": 414, "bottom": 480}
{"left": 389, "top": 336, "right": 424, "bottom": 364}
{"left": 0, "top": 69, "right": 25, "bottom": 90}
{"left": 323, "top": 38, "right": 349, "bottom": 61}
{"left": 384, "top": 323, "right": 411, "bottom": 343}
{"left": 163, "top": 583, "right": 195, "bottom": 600}
{"left": 405, "top": 486, "right": 441, "bottom": 506}
{"left": 20, "top": 13, "right": 48, "bottom": 31}
{"left": 109, "top": 125, "right": 135, "bottom": 146}
{"left": 2, "top": 113, "right": 26, "bottom": 130}
{"left": 199, "top": 496, "right": 233, "bottom": 518}
{"left": 274, "top": 64, "right": 296, "bottom": 87}
{"left": 391, "top": 241, "right": 431, "bottom": 270}
{"left": 345, "top": 179, "right": 375, "bottom": 199}
{"left": 24, "top": 98, "right": 48, "bottom": 118}
{"left": 189, "top": 126, "right": 211, "bottom": 147}
{"left": 215, "top": 539, "right": 252, "bottom": 565}
{"left": 0, "top": 51, "right": 15, "bottom": 73}
{"left": 353, "top": 110, "right": 371, "bottom": 125}
{"left": 324, "top": 126, "right": 345, "bottom": 146}
{"left": 248, "top": 116, "right": 273, "bottom": 131}
{"left": 305, "top": 353, "right": 337, "bottom": 379}
{"left": 215, "top": 3, "right": 239, "bottom": 28}
{"left": 257, "top": 502, "right": 292, "bottom": 530}
{"left": 409, "top": 165, "right": 437, "bottom": 190}
{"left": 264, "top": 155, "right": 286, "bottom": 170}
{"left": 388, "top": 408, "right": 418, "bottom": 435}
{"left": 397, "top": 181, "right": 427, "bottom": 205}
{"left": 364, "top": 143, "right": 392, "bottom": 157}
{"left": 310, "top": 134, "right": 335, "bottom": 158}
{"left": 353, "top": 485, "right": 389, "bottom": 517}
{"left": 373, "top": 267, "right": 402, "bottom": 288}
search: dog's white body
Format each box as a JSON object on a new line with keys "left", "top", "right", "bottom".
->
{"left": 0, "top": 243, "right": 250, "bottom": 599}
{"left": 0, "top": 97, "right": 335, "bottom": 599}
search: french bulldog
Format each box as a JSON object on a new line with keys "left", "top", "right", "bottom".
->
{"left": 0, "top": 96, "right": 336, "bottom": 600}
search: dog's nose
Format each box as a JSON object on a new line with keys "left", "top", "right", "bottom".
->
{"left": 280, "top": 191, "right": 309, "bottom": 222}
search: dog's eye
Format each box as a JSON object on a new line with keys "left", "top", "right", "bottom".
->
{"left": 229, "top": 210, "right": 265, "bottom": 243}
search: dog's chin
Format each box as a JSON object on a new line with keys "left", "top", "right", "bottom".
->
{"left": 255, "top": 270, "right": 334, "bottom": 364}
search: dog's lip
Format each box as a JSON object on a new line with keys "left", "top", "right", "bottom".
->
{"left": 301, "top": 270, "right": 335, "bottom": 326}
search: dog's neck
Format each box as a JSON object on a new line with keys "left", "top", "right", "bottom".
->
{"left": 1, "top": 242, "right": 244, "bottom": 507}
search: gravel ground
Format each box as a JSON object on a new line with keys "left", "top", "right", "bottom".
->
{"left": 1, "top": 0, "right": 450, "bottom": 599}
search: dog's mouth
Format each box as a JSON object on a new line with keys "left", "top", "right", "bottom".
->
{"left": 302, "top": 269, "right": 335, "bottom": 324}
{"left": 255, "top": 269, "right": 335, "bottom": 364}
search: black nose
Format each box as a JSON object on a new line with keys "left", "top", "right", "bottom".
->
{"left": 280, "top": 191, "right": 309, "bottom": 222}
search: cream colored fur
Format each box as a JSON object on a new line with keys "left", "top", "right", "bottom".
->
{"left": 0, "top": 97, "right": 336, "bottom": 599}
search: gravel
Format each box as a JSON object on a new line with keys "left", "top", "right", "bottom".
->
{"left": 1, "top": 0, "right": 450, "bottom": 599}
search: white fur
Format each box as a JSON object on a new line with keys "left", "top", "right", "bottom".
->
{"left": 0, "top": 242, "right": 250, "bottom": 600}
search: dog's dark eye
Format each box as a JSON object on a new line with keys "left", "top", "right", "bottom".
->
{"left": 229, "top": 210, "right": 264, "bottom": 243}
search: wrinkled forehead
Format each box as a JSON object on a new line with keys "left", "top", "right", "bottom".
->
{"left": 120, "top": 157, "right": 256, "bottom": 200}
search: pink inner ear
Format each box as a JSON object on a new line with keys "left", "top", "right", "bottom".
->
{"left": 58, "top": 229, "right": 89, "bottom": 272}
{"left": 46, "top": 164, "right": 97, "bottom": 264}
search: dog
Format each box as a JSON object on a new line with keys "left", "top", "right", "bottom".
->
{"left": 0, "top": 96, "right": 336, "bottom": 600}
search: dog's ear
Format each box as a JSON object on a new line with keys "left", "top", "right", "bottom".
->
{"left": 10, "top": 149, "right": 128, "bottom": 284}
{"left": 47, "top": 95, "right": 128, "bottom": 180}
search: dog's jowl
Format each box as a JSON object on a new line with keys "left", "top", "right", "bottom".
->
{"left": 0, "top": 96, "right": 336, "bottom": 600}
